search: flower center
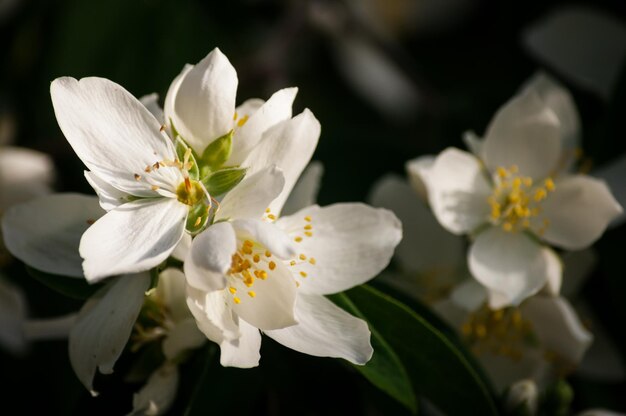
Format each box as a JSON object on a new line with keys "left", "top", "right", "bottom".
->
{"left": 487, "top": 165, "right": 555, "bottom": 234}
{"left": 461, "top": 305, "right": 536, "bottom": 361}
{"left": 227, "top": 239, "right": 276, "bottom": 304}
{"left": 175, "top": 179, "right": 205, "bottom": 206}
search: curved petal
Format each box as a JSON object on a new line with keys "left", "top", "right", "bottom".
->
{"left": 2, "top": 193, "right": 103, "bottom": 277}
{"left": 186, "top": 287, "right": 227, "bottom": 344}
{"left": 80, "top": 198, "right": 187, "bottom": 282}
{"left": 155, "top": 268, "right": 191, "bottom": 322}
{"left": 216, "top": 165, "right": 285, "bottom": 222}
{"left": 171, "top": 233, "right": 191, "bottom": 263}
{"left": 129, "top": 363, "right": 179, "bottom": 416}
{"left": 449, "top": 279, "right": 488, "bottom": 312}
{"left": 50, "top": 77, "right": 181, "bottom": 196}
{"left": 265, "top": 294, "right": 373, "bottom": 365}
{"left": 230, "top": 87, "right": 298, "bottom": 164}
{"left": 69, "top": 273, "right": 150, "bottom": 394}
{"left": 235, "top": 98, "right": 264, "bottom": 118}
{"left": 164, "top": 64, "right": 192, "bottom": 131}
{"left": 232, "top": 218, "right": 296, "bottom": 260}
{"left": 482, "top": 89, "right": 562, "bottom": 179}
{"left": 229, "top": 258, "right": 297, "bottom": 331}
{"left": 0, "top": 279, "right": 27, "bottom": 354}
{"left": 162, "top": 319, "right": 206, "bottom": 361}
{"left": 281, "top": 161, "right": 324, "bottom": 216}
{"left": 172, "top": 48, "right": 237, "bottom": 153}
{"left": 84, "top": 170, "right": 131, "bottom": 211}
{"left": 0, "top": 146, "right": 54, "bottom": 209}
{"left": 425, "top": 147, "right": 492, "bottom": 235}
{"left": 522, "top": 296, "right": 592, "bottom": 365}
{"left": 219, "top": 319, "right": 261, "bottom": 368}
{"left": 185, "top": 221, "right": 236, "bottom": 292}
{"left": 540, "top": 175, "right": 622, "bottom": 250}
{"left": 23, "top": 313, "right": 77, "bottom": 341}
{"left": 276, "top": 203, "right": 401, "bottom": 295}
{"left": 592, "top": 153, "right": 626, "bottom": 228}
{"left": 241, "top": 109, "right": 321, "bottom": 216}
{"left": 405, "top": 155, "right": 434, "bottom": 201}
{"left": 368, "top": 175, "right": 464, "bottom": 275}
{"left": 139, "top": 93, "right": 164, "bottom": 124}
{"left": 468, "top": 227, "right": 561, "bottom": 307}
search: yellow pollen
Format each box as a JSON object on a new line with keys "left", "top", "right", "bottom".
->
{"left": 248, "top": 291, "right": 256, "bottom": 298}
{"left": 134, "top": 174, "right": 141, "bottom": 181}
{"left": 309, "top": 258, "right": 316, "bottom": 265}
{"left": 258, "top": 270, "right": 268, "bottom": 280}
{"left": 304, "top": 224, "right": 313, "bottom": 230}
{"left": 290, "top": 260, "right": 296, "bottom": 266}
{"left": 265, "top": 250, "right": 271, "bottom": 257}
{"left": 269, "top": 261, "right": 276, "bottom": 270}
{"left": 151, "top": 185, "right": 160, "bottom": 191}
{"left": 294, "top": 236, "right": 303, "bottom": 242}
{"left": 300, "top": 271, "right": 308, "bottom": 278}
{"left": 304, "top": 216, "right": 312, "bottom": 222}
{"left": 237, "top": 115, "right": 249, "bottom": 127}
{"left": 299, "top": 254, "right": 307, "bottom": 260}
{"left": 233, "top": 297, "right": 241, "bottom": 304}
{"left": 244, "top": 240, "right": 254, "bottom": 247}
{"left": 496, "top": 167, "right": 508, "bottom": 178}
{"left": 229, "top": 287, "right": 237, "bottom": 295}
{"left": 233, "top": 112, "right": 238, "bottom": 120}
{"left": 304, "top": 231, "right": 313, "bottom": 237}
{"left": 267, "top": 214, "right": 276, "bottom": 220}
{"left": 265, "top": 208, "right": 271, "bottom": 213}
{"left": 242, "top": 246, "right": 253, "bottom": 255}
{"left": 544, "top": 178, "right": 555, "bottom": 191}
{"left": 503, "top": 222, "right": 513, "bottom": 232}
{"left": 194, "top": 217, "right": 202, "bottom": 227}
{"left": 534, "top": 189, "right": 547, "bottom": 201}
{"left": 253, "top": 254, "right": 260, "bottom": 263}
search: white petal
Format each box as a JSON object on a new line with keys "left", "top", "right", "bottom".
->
{"left": 368, "top": 175, "right": 464, "bottom": 275}
{"left": 69, "top": 273, "right": 150, "bottom": 394}
{"left": 0, "top": 279, "right": 27, "bottom": 354}
{"left": 0, "top": 146, "right": 54, "bottom": 209}
{"left": 241, "top": 109, "right": 321, "bottom": 216}
{"left": 482, "top": 89, "right": 562, "bottom": 179}
{"left": 164, "top": 64, "right": 192, "bottom": 131}
{"left": 139, "top": 93, "right": 164, "bottom": 124}
{"left": 80, "top": 198, "right": 187, "bottom": 282}
{"left": 425, "top": 148, "right": 492, "bottom": 234}
{"left": 230, "top": 88, "right": 298, "bottom": 165}
{"left": 229, "top": 257, "right": 298, "bottom": 331}
{"left": 468, "top": 227, "right": 561, "bottom": 307}
{"left": 265, "top": 294, "right": 372, "bottom": 365}
{"left": 523, "top": 6, "right": 626, "bottom": 99}
{"left": 521, "top": 72, "right": 580, "bottom": 158}
{"left": 50, "top": 77, "right": 181, "bottom": 196}
{"left": 276, "top": 203, "right": 401, "bottom": 295}
{"left": 184, "top": 221, "right": 236, "bottom": 292}
{"left": 405, "top": 155, "right": 434, "bottom": 200}
{"left": 219, "top": 319, "right": 261, "bottom": 368}
{"left": 592, "top": 153, "right": 626, "bottom": 227}
{"left": 449, "top": 279, "right": 487, "bottom": 312}
{"left": 129, "top": 363, "right": 179, "bottom": 416}
{"left": 281, "top": 161, "right": 324, "bottom": 216}
{"left": 162, "top": 319, "right": 205, "bottom": 361}
{"left": 216, "top": 165, "right": 285, "bottom": 222}
{"left": 235, "top": 98, "right": 264, "bottom": 118}
{"left": 171, "top": 233, "right": 191, "bottom": 262}
{"left": 84, "top": 171, "right": 131, "bottom": 211}
{"left": 522, "top": 296, "right": 592, "bottom": 365}
{"left": 540, "top": 175, "right": 622, "bottom": 250}
{"left": 186, "top": 287, "right": 231, "bottom": 344}
{"left": 171, "top": 48, "right": 238, "bottom": 153}
{"left": 2, "top": 193, "right": 103, "bottom": 277}
{"left": 232, "top": 218, "right": 296, "bottom": 260}
{"left": 154, "top": 268, "right": 191, "bottom": 322}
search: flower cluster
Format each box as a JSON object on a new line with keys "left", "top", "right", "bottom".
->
{"left": 1, "top": 48, "right": 402, "bottom": 412}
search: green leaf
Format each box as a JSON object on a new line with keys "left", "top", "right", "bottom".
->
{"left": 175, "top": 136, "right": 199, "bottom": 180}
{"left": 202, "top": 167, "right": 247, "bottom": 196}
{"left": 25, "top": 266, "right": 101, "bottom": 300}
{"left": 200, "top": 129, "right": 233, "bottom": 174}
{"left": 338, "top": 285, "right": 499, "bottom": 416}
{"left": 331, "top": 292, "right": 418, "bottom": 413}
{"left": 185, "top": 202, "right": 210, "bottom": 235}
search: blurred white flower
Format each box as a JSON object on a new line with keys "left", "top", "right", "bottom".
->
{"left": 504, "top": 379, "right": 539, "bottom": 415}
{"left": 422, "top": 73, "right": 622, "bottom": 307}
{"left": 185, "top": 165, "right": 402, "bottom": 368}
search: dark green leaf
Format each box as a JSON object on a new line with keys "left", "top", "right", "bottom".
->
{"left": 26, "top": 266, "right": 101, "bottom": 300}
{"left": 340, "top": 285, "right": 499, "bottom": 416}
{"left": 202, "top": 167, "right": 247, "bottom": 196}
{"left": 331, "top": 292, "right": 418, "bottom": 413}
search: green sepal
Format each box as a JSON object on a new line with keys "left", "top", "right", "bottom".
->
{"left": 200, "top": 129, "right": 234, "bottom": 175}
{"left": 202, "top": 167, "right": 247, "bottom": 196}
{"left": 175, "top": 136, "right": 199, "bottom": 180}
{"left": 186, "top": 202, "right": 211, "bottom": 235}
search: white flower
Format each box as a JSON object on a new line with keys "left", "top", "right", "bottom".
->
{"left": 161, "top": 48, "right": 319, "bottom": 214}
{"left": 0, "top": 146, "right": 54, "bottom": 212}
{"left": 50, "top": 77, "right": 210, "bottom": 282}
{"left": 435, "top": 280, "right": 593, "bottom": 392}
{"left": 184, "top": 165, "right": 402, "bottom": 368}
{"left": 422, "top": 73, "right": 622, "bottom": 307}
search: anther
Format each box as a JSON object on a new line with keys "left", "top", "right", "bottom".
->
{"left": 233, "top": 297, "right": 241, "bottom": 304}
{"left": 248, "top": 291, "right": 256, "bottom": 298}
{"left": 269, "top": 261, "right": 276, "bottom": 270}
{"left": 299, "top": 254, "right": 307, "bottom": 260}
{"left": 309, "top": 258, "right": 316, "bottom": 265}
{"left": 229, "top": 287, "right": 237, "bottom": 294}
{"left": 300, "top": 271, "right": 307, "bottom": 278}
{"left": 294, "top": 236, "right": 303, "bottom": 242}
{"left": 134, "top": 174, "right": 141, "bottom": 181}
{"left": 304, "top": 216, "right": 312, "bottom": 222}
